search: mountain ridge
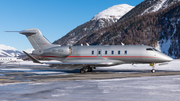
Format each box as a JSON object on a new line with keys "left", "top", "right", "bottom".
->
{"left": 53, "top": 4, "right": 134, "bottom": 46}
{"left": 75, "top": 0, "right": 180, "bottom": 58}
{"left": 0, "top": 44, "right": 24, "bottom": 57}
{"left": 54, "top": 0, "right": 180, "bottom": 58}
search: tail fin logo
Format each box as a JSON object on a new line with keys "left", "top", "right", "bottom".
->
{"left": 43, "top": 43, "right": 46, "bottom": 45}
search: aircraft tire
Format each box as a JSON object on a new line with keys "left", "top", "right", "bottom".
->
{"left": 80, "top": 69, "right": 85, "bottom": 74}
{"left": 87, "top": 67, "right": 93, "bottom": 72}
{"left": 151, "top": 69, "right": 155, "bottom": 73}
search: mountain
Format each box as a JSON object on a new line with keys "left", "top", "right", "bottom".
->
{"left": 92, "top": 4, "right": 134, "bottom": 20}
{"left": 120, "top": 0, "right": 179, "bottom": 21}
{"left": 75, "top": 0, "right": 180, "bottom": 58}
{"left": 53, "top": 4, "right": 134, "bottom": 46}
{"left": 0, "top": 44, "right": 24, "bottom": 57}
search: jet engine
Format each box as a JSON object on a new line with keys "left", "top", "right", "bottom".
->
{"left": 32, "top": 46, "right": 72, "bottom": 57}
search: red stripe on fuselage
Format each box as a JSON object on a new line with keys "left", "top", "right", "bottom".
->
{"left": 41, "top": 56, "right": 59, "bottom": 58}
{"left": 67, "top": 56, "right": 97, "bottom": 58}
{"left": 67, "top": 56, "right": 160, "bottom": 58}
{"left": 41, "top": 56, "right": 160, "bottom": 59}
{"left": 101, "top": 56, "right": 160, "bottom": 58}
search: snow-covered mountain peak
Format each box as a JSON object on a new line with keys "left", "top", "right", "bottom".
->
{"left": 92, "top": 4, "right": 134, "bottom": 21}
{"left": 0, "top": 44, "right": 24, "bottom": 57}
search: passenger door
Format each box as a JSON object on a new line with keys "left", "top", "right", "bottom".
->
{"left": 97, "top": 49, "right": 102, "bottom": 57}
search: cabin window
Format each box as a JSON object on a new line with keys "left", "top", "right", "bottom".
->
{"left": 92, "top": 51, "right": 94, "bottom": 55}
{"left": 98, "top": 51, "right": 101, "bottom": 54}
{"left": 105, "top": 51, "right": 107, "bottom": 55}
{"left": 118, "top": 51, "right": 120, "bottom": 55}
{"left": 112, "top": 51, "right": 114, "bottom": 55}
{"left": 125, "top": 50, "right": 127, "bottom": 54}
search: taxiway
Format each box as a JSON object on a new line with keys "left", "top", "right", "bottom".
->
{"left": 0, "top": 60, "right": 180, "bottom": 101}
{"left": 0, "top": 65, "right": 180, "bottom": 84}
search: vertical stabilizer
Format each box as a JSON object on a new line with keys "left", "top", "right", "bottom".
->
{"left": 19, "top": 28, "right": 53, "bottom": 50}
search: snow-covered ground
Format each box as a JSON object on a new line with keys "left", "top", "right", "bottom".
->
{"left": 0, "top": 61, "right": 68, "bottom": 75}
{"left": 0, "top": 68, "right": 65, "bottom": 75}
{"left": 0, "top": 75, "right": 180, "bottom": 101}
{"left": 0, "top": 59, "right": 180, "bottom": 101}
{"left": 3, "top": 59, "right": 180, "bottom": 72}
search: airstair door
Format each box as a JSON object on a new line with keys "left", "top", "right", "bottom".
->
{"left": 97, "top": 49, "right": 102, "bottom": 57}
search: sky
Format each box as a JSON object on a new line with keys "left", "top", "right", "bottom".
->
{"left": 0, "top": 0, "right": 144, "bottom": 51}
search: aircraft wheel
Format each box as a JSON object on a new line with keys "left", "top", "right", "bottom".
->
{"left": 151, "top": 69, "right": 155, "bottom": 73}
{"left": 80, "top": 68, "right": 86, "bottom": 74}
{"left": 87, "top": 67, "right": 93, "bottom": 72}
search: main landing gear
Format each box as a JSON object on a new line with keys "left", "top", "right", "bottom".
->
{"left": 80, "top": 66, "right": 94, "bottom": 74}
{"left": 150, "top": 63, "right": 156, "bottom": 73}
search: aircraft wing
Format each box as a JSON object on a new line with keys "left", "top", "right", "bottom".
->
{"left": 23, "top": 51, "right": 124, "bottom": 70}
{"left": 23, "top": 51, "right": 41, "bottom": 63}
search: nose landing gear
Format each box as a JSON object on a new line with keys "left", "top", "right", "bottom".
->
{"left": 150, "top": 63, "right": 155, "bottom": 73}
{"left": 151, "top": 69, "right": 155, "bottom": 73}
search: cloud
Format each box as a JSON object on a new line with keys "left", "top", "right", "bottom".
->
{"left": 23, "top": 49, "right": 34, "bottom": 54}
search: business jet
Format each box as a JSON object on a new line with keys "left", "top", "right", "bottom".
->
{"left": 0, "top": 57, "right": 23, "bottom": 65}
{"left": 7, "top": 28, "right": 173, "bottom": 73}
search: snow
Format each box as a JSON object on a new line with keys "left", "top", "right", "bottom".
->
{"left": 92, "top": 4, "right": 134, "bottom": 20}
{"left": 97, "top": 59, "right": 180, "bottom": 71}
{"left": 151, "top": 0, "right": 167, "bottom": 12}
{"left": 0, "top": 50, "right": 10, "bottom": 56}
{"left": 0, "top": 68, "right": 32, "bottom": 71}
{"left": 1, "top": 75, "right": 180, "bottom": 101}
{"left": 0, "top": 67, "right": 68, "bottom": 75}
{"left": 7, "top": 61, "right": 49, "bottom": 66}
{"left": 155, "top": 41, "right": 161, "bottom": 52}
{"left": 3, "top": 59, "right": 180, "bottom": 74}
{"left": 141, "top": 0, "right": 168, "bottom": 15}
{"left": 0, "top": 59, "right": 180, "bottom": 100}
{"left": 0, "top": 44, "right": 23, "bottom": 57}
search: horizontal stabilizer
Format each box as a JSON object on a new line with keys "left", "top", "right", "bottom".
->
{"left": 5, "top": 30, "right": 36, "bottom": 35}
{"left": 6, "top": 28, "right": 55, "bottom": 50}
{"left": 5, "top": 31, "right": 21, "bottom": 32}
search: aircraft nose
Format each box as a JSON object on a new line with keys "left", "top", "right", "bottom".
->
{"left": 165, "top": 55, "right": 173, "bottom": 62}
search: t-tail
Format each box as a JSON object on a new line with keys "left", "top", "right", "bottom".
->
{"left": 7, "top": 28, "right": 58, "bottom": 50}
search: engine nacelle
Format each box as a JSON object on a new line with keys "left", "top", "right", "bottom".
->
{"left": 32, "top": 46, "right": 72, "bottom": 57}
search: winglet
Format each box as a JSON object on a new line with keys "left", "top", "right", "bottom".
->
{"left": 22, "top": 51, "right": 42, "bottom": 64}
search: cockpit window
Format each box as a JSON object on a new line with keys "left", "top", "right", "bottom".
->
{"left": 146, "top": 48, "right": 159, "bottom": 52}
{"left": 146, "top": 48, "right": 153, "bottom": 51}
{"left": 153, "top": 48, "right": 159, "bottom": 51}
